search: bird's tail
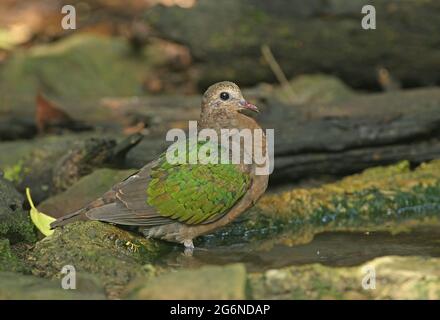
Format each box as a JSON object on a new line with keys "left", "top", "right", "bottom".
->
{"left": 49, "top": 193, "right": 114, "bottom": 229}
{"left": 50, "top": 207, "right": 88, "bottom": 229}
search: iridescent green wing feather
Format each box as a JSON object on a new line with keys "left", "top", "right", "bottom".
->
{"left": 146, "top": 141, "right": 250, "bottom": 224}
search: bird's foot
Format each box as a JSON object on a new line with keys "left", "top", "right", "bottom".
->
{"left": 125, "top": 241, "right": 140, "bottom": 253}
{"left": 183, "top": 239, "right": 194, "bottom": 257}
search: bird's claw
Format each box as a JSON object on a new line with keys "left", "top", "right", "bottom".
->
{"left": 183, "top": 239, "right": 194, "bottom": 257}
{"left": 125, "top": 241, "right": 140, "bottom": 253}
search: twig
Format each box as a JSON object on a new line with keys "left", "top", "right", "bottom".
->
{"left": 261, "top": 44, "right": 295, "bottom": 102}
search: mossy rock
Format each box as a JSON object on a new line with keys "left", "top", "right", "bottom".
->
{"left": 0, "top": 271, "right": 105, "bottom": 300}
{"left": 2, "top": 135, "right": 84, "bottom": 203}
{"left": 0, "top": 34, "right": 163, "bottom": 112}
{"left": 123, "top": 263, "right": 247, "bottom": 300}
{"left": 1, "top": 133, "right": 98, "bottom": 189}
{"left": 0, "top": 137, "right": 59, "bottom": 169}
{"left": 200, "top": 160, "right": 440, "bottom": 247}
{"left": 0, "top": 176, "right": 36, "bottom": 243}
{"left": 248, "top": 256, "right": 440, "bottom": 299}
{"left": 28, "top": 221, "right": 171, "bottom": 298}
{"left": 0, "top": 239, "right": 28, "bottom": 273}
{"left": 1, "top": 133, "right": 138, "bottom": 204}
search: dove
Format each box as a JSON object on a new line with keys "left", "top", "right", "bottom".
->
{"left": 50, "top": 81, "right": 270, "bottom": 252}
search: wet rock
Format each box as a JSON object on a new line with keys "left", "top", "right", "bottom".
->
{"left": 0, "top": 271, "right": 106, "bottom": 300}
{"left": 248, "top": 256, "right": 440, "bottom": 299}
{"left": 200, "top": 160, "right": 440, "bottom": 247}
{"left": 0, "top": 176, "right": 36, "bottom": 243}
{"left": 123, "top": 263, "right": 247, "bottom": 300}
{"left": 28, "top": 221, "right": 170, "bottom": 298}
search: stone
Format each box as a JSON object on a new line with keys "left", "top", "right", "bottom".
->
{"left": 248, "top": 256, "right": 440, "bottom": 299}
{"left": 28, "top": 220, "right": 170, "bottom": 298}
{"left": 0, "top": 34, "right": 163, "bottom": 111}
{"left": 0, "top": 271, "right": 105, "bottom": 300}
{"left": 123, "top": 263, "right": 247, "bottom": 299}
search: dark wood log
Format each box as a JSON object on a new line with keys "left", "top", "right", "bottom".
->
{"left": 121, "top": 87, "right": 440, "bottom": 184}
{"left": 146, "top": 0, "right": 440, "bottom": 90}
{"left": 0, "top": 118, "right": 37, "bottom": 141}
{"left": 2, "top": 87, "right": 440, "bottom": 194}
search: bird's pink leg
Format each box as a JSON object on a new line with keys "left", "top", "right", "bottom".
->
{"left": 183, "top": 239, "right": 194, "bottom": 256}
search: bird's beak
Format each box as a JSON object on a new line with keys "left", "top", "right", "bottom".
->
{"left": 239, "top": 99, "right": 259, "bottom": 113}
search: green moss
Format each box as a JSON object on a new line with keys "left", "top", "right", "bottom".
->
{"left": 29, "top": 221, "right": 171, "bottom": 298}
{"left": 0, "top": 211, "right": 36, "bottom": 244}
{"left": 3, "top": 160, "right": 24, "bottom": 183}
{"left": 0, "top": 239, "right": 28, "bottom": 273}
{"left": 0, "top": 177, "right": 37, "bottom": 243}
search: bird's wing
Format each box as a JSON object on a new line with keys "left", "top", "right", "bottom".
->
{"left": 86, "top": 145, "right": 251, "bottom": 226}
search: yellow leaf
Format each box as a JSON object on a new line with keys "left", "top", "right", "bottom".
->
{"left": 26, "top": 188, "right": 55, "bottom": 237}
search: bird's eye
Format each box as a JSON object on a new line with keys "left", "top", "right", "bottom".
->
{"left": 220, "top": 92, "right": 230, "bottom": 101}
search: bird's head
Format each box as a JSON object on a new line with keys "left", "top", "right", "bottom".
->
{"left": 201, "top": 81, "right": 259, "bottom": 115}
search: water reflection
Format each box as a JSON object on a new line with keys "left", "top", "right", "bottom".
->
{"left": 158, "top": 227, "right": 440, "bottom": 272}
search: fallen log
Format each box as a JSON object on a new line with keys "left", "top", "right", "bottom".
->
{"left": 2, "top": 87, "right": 440, "bottom": 193}
{"left": 146, "top": 0, "right": 440, "bottom": 90}
{"left": 120, "top": 87, "right": 440, "bottom": 184}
